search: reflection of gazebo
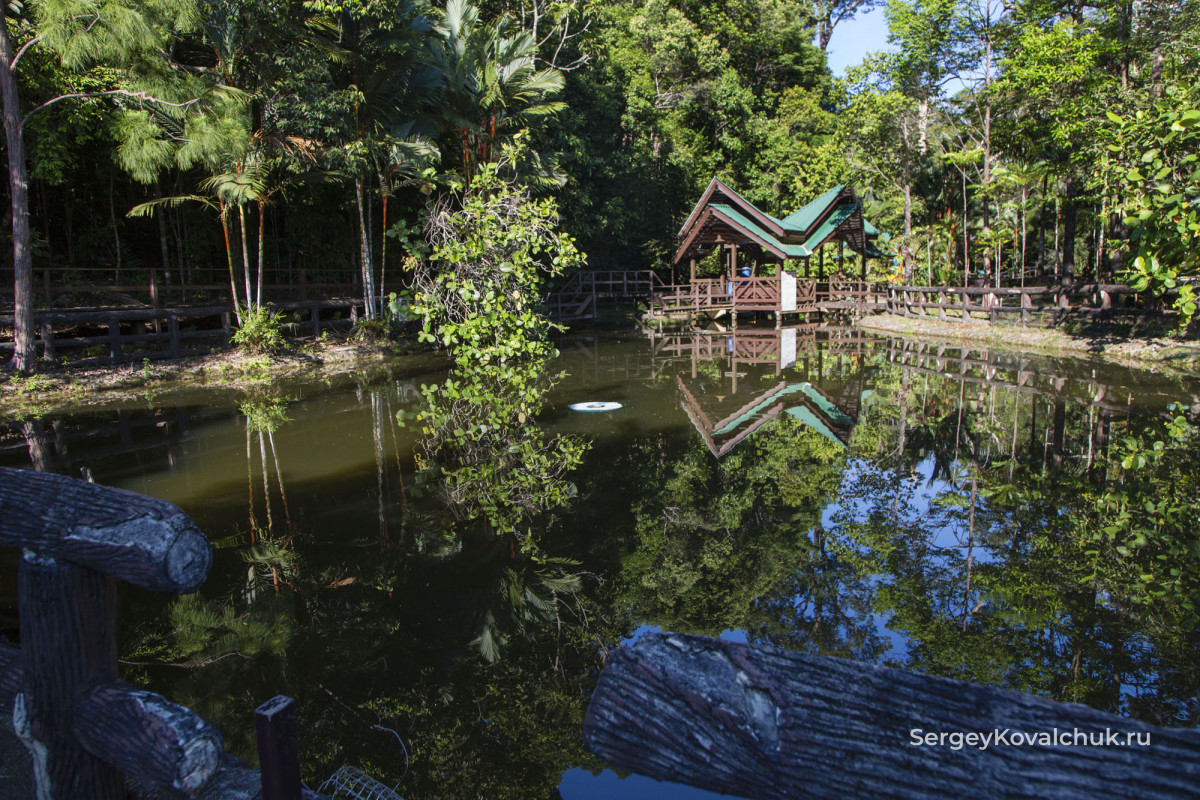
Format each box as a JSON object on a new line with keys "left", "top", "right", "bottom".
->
{"left": 660, "top": 327, "right": 873, "bottom": 458}
{"left": 678, "top": 376, "right": 855, "bottom": 458}
{"left": 652, "top": 179, "right": 891, "bottom": 320}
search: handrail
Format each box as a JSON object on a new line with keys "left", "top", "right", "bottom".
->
{"left": 0, "top": 468, "right": 327, "bottom": 799}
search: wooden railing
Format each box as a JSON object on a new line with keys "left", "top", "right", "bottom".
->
{"left": 730, "top": 277, "right": 780, "bottom": 311}
{"left": 0, "top": 298, "right": 366, "bottom": 366}
{"left": 0, "top": 264, "right": 359, "bottom": 306}
{"left": 585, "top": 633, "right": 1200, "bottom": 800}
{"left": 545, "top": 291, "right": 597, "bottom": 321}
{"left": 886, "top": 283, "right": 1144, "bottom": 322}
{"left": 650, "top": 279, "right": 733, "bottom": 313}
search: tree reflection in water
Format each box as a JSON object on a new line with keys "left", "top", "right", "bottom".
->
{"left": 9, "top": 328, "right": 1200, "bottom": 797}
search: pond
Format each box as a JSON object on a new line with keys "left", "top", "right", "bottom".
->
{"left": 3, "top": 323, "right": 1200, "bottom": 799}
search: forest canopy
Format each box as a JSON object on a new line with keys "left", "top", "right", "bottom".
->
{"left": 2, "top": 0, "right": 1198, "bottom": 370}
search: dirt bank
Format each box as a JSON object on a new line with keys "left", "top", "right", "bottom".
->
{"left": 857, "top": 314, "right": 1200, "bottom": 376}
{"left": 0, "top": 339, "right": 441, "bottom": 419}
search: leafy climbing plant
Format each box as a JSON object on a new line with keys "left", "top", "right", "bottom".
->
{"left": 1103, "top": 84, "right": 1200, "bottom": 327}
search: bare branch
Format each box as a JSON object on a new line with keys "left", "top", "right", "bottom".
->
{"left": 21, "top": 89, "right": 199, "bottom": 131}
{"left": 9, "top": 35, "right": 42, "bottom": 71}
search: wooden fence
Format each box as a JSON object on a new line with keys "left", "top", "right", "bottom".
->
{"left": 0, "top": 265, "right": 357, "bottom": 307}
{"left": 0, "top": 467, "right": 329, "bottom": 799}
{"left": 886, "top": 283, "right": 1145, "bottom": 323}
{"left": 585, "top": 632, "right": 1200, "bottom": 800}
{"left": 0, "top": 299, "right": 366, "bottom": 366}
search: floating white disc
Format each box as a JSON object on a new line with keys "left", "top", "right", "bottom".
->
{"left": 569, "top": 401, "right": 623, "bottom": 412}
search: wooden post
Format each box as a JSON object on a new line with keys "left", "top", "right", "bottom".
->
{"left": 221, "top": 312, "right": 231, "bottom": 344}
{"left": 689, "top": 258, "right": 696, "bottom": 283}
{"left": 16, "top": 556, "right": 124, "bottom": 800}
{"left": 167, "top": 312, "right": 180, "bottom": 359}
{"left": 149, "top": 268, "right": 160, "bottom": 309}
{"left": 40, "top": 321, "right": 55, "bottom": 363}
{"left": 256, "top": 695, "right": 302, "bottom": 800}
{"left": 107, "top": 317, "right": 123, "bottom": 364}
{"left": 310, "top": 302, "right": 320, "bottom": 339}
{"left": 0, "top": 469, "right": 221, "bottom": 799}
{"left": 299, "top": 269, "right": 308, "bottom": 301}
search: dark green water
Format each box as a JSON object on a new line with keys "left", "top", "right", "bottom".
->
{"left": 3, "top": 325, "right": 1199, "bottom": 799}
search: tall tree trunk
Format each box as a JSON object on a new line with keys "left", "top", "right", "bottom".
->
{"left": 379, "top": 171, "right": 388, "bottom": 314}
{"left": 355, "top": 178, "right": 376, "bottom": 320}
{"left": 109, "top": 171, "right": 122, "bottom": 281}
{"left": 238, "top": 205, "right": 253, "bottom": 312}
{"left": 1062, "top": 174, "right": 1077, "bottom": 285}
{"left": 256, "top": 200, "right": 265, "bottom": 309}
{"left": 154, "top": 182, "right": 171, "bottom": 286}
{"left": 0, "top": 25, "right": 35, "bottom": 373}
{"left": 917, "top": 98, "right": 929, "bottom": 155}
{"left": 818, "top": 14, "right": 832, "bottom": 51}
{"left": 1038, "top": 173, "right": 1047, "bottom": 274}
{"left": 962, "top": 170, "right": 970, "bottom": 286}
{"left": 221, "top": 205, "right": 243, "bottom": 325}
{"left": 981, "top": 58, "right": 993, "bottom": 287}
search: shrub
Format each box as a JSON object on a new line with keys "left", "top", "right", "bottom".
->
{"left": 231, "top": 307, "right": 285, "bottom": 354}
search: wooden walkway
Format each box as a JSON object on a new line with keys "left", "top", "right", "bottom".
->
{"left": 545, "top": 270, "right": 664, "bottom": 320}
{"left": 648, "top": 276, "right": 886, "bottom": 318}
{"left": 886, "top": 283, "right": 1145, "bottom": 322}
{"left": 0, "top": 298, "right": 366, "bottom": 366}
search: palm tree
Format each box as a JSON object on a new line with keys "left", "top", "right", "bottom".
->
{"left": 330, "top": 1, "right": 442, "bottom": 320}
{"left": 432, "top": 0, "right": 567, "bottom": 185}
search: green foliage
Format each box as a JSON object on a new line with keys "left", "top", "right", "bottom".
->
{"left": 410, "top": 136, "right": 585, "bottom": 366}
{"left": 1104, "top": 84, "right": 1200, "bottom": 325}
{"left": 409, "top": 357, "right": 589, "bottom": 545}
{"left": 231, "top": 305, "right": 285, "bottom": 354}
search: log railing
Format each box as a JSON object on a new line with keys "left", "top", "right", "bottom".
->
{"left": 585, "top": 632, "right": 1200, "bottom": 800}
{"left": 0, "top": 265, "right": 358, "bottom": 307}
{"left": 0, "top": 467, "right": 326, "bottom": 800}
{"left": 0, "top": 298, "right": 366, "bottom": 366}
{"left": 886, "top": 283, "right": 1143, "bottom": 322}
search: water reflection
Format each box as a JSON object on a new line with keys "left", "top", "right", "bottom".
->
{"left": 2, "top": 327, "right": 1199, "bottom": 797}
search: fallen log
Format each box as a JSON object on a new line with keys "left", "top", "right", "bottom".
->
{"left": 584, "top": 632, "right": 1200, "bottom": 800}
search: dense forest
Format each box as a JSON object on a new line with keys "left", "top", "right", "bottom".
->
{"left": 2, "top": 0, "right": 1198, "bottom": 370}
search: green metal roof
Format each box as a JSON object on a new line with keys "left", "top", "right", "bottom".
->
{"left": 713, "top": 181, "right": 787, "bottom": 229}
{"left": 709, "top": 204, "right": 809, "bottom": 258}
{"left": 780, "top": 185, "right": 846, "bottom": 233}
{"left": 799, "top": 203, "right": 858, "bottom": 253}
{"left": 785, "top": 406, "right": 847, "bottom": 448}
{"left": 852, "top": 240, "right": 891, "bottom": 259}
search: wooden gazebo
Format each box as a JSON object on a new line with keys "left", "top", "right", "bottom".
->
{"left": 652, "top": 179, "right": 890, "bottom": 320}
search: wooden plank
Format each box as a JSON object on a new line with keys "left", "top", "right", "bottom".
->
{"left": 585, "top": 632, "right": 1200, "bottom": 800}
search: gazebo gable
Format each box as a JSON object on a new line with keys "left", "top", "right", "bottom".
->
{"left": 677, "top": 177, "right": 787, "bottom": 241}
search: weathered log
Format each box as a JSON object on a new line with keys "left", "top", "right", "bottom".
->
{"left": 75, "top": 681, "right": 224, "bottom": 795}
{"left": 584, "top": 633, "right": 1200, "bottom": 800}
{"left": 0, "top": 467, "right": 211, "bottom": 593}
{"left": 0, "top": 640, "right": 21, "bottom": 702}
{"left": 15, "top": 554, "right": 123, "bottom": 800}
{"left": 0, "top": 640, "right": 223, "bottom": 796}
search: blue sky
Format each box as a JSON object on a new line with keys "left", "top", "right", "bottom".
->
{"left": 824, "top": 4, "right": 893, "bottom": 77}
